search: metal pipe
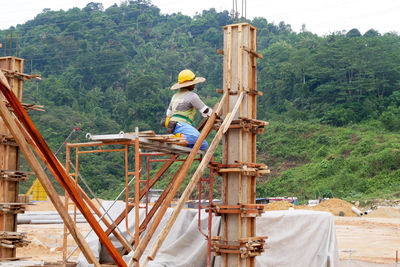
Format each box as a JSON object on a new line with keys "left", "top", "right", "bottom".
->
{"left": 74, "top": 147, "right": 79, "bottom": 222}
{"left": 351, "top": 206, "right": 363, "bottom": 216}
{"left": 207, "top": 156, "right": 214, "bottom": 267}
{"left": 241, "top": 0, "right": 244, "bottom": 22}
{"left": 134, "top": 133, "right": 141, "bottom": 249}
{"left": 245, "top": 0, "right": 247, "bottom": 22}
{"left": 10, "top": 31, "right": 12, "bottom": 56}
{"left": 78, "top": 148, "right": 126, "bottom": 154}
{"left": 232, "top": 0, "right": 234, "bottom": 23}
{"left": 235, "top": 0, "right": 238, "bottom": 23}
{"left": 16, "top": 32, "right": 18, "bottom": 57}
{"left": 146, "top": 155, "right": 150, "bottom": 215}
{"left": 63, "top": 146, "right": 71, "bottom": 263}
{"left": 3, "top": 32, "right": 6, "bottom": 56}
{"left": 125, "top": 144, "right": 135, "bottom": 240}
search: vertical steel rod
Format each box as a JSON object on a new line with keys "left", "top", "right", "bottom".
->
{"left": 3, "top": 32, "right": 6, "bottom": 56}
{"left": 16, "top": 32, "right": 18, "bottom": 57}
{"left": 63, "top": 146, "right": 71, "bottom": 264}
{"left": 135, "top": 137, "right": 140, "bottom": 250}
{"left": 9, "top": 31, "right": 12, "bottom": 56}
{"left": 125, "top": 144, "right": 135, "bottom": 239}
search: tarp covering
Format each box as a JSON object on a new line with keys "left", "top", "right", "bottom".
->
{"left": 77, "top": 202, "right": 338, "bottom": 267}
{"left": 77, "top": 201, "right": 220, "bottom": 267}
{"left": 255, "top": 210, "right": 339, "bottom": 267}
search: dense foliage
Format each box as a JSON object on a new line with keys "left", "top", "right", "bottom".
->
{"left": 1, "top": 1, "right": 399, "bottom": 199}
{"left": 257, "top": 121, "right": 400, "bottom": 202}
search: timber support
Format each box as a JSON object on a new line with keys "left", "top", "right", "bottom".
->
{"left": 0, "top": 57, "right": 33, "bottom": 259}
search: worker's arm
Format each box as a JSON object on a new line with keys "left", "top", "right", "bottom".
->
{"left": 189, "top": 92, "right": 212, "bottom": 117}
{"left": 200, "top": 106, "right": 212, "bottom": 117}
{"left": 166, "top": 103, "right": 173, "bottom": 117}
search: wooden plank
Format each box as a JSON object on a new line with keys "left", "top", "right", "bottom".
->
{"left": 0, "top": 73, "right": 100, "bottom": 266}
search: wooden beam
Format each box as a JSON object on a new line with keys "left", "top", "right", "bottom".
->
{"left": 0, "top": 72, "right": 100, "bottom": 266}
{"left": 241, "top": 46, "right": 263, "bottom": 59}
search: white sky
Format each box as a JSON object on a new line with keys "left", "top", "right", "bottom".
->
{"left": 1, "top": 0, "right": 400, "bottom": 35}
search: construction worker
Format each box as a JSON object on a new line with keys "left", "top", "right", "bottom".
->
{"left": 164, "top": 69, "right": 212, "bottom": 151}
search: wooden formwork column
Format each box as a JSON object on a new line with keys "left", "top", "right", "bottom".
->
{"left": 220, "top": 23, "right": 260, "bottom": 267}
{"left": 0, "top": 56, "right": 27, "bottom": 258}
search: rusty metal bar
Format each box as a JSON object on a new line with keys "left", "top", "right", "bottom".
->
{"left": 134, "top": 137, "right": 140, "bottom": 249}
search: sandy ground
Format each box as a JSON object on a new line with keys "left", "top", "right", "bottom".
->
{"left": 15, "top": 199, "right": 400, "bottom": 265}
{"left": 17, "top": 221, "right": 92, "bottom": 262}
{"left": 16, "top": 198, "right": 92, "bottom": 263}
{"left": 335, "top": 216, "right": 400, "bottom": 264}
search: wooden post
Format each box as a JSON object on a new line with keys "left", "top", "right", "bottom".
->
{"left": 221, "top": 23, "right": 260, "bottom": 267}
{"left": 0, "top": 57, "right": 27, "bottom": 258}
{"left": 0, "top": 71, "right": 100, "bottom": 266}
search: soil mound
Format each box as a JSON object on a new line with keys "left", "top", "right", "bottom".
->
{"left": 263, "top": 201, "right": 295, "bottom": 211}
{"left": 264, "top": 198, "right": 359, "bottom": 217}
{"left": 366, "top": 207, "right": 400, "bottom": 218}
{"left": 309, "top": 198, "right": 358, "bottom": 217}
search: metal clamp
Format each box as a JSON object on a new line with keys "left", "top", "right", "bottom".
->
{"left": 211, "top": 235, "right": 268, "bottom": 258}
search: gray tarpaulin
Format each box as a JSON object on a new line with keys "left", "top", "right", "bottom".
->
{"left": 255, "top": 210, "right": 339, "bottom": 267}
{"left": 77, "top": 202, "right": 338, "bottom": 267}
{"left": 77, "top": 201, "right": 220, "bottom": 267}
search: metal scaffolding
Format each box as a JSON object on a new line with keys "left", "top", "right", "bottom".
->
{"left": 62, "top": 135, "right": 215, "bottom": 265}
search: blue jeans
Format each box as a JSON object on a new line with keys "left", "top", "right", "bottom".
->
{"left": 173, "top": 122, "right": 208, "bottom": 151}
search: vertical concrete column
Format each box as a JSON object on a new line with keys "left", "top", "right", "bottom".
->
{"left": 221, "top": 23, "right": 259, "bottom": 267}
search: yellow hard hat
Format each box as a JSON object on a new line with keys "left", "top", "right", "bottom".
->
{"left": 171, "top": 69, "right": 206, "bottom": 90}
{"left": 178, "top": 69, "right": 195, "bottom": 83}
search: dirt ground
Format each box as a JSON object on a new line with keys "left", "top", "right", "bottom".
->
{"left": 335, "top": 216, "right": 400, "bottom": 264}
{"left": 16, "top": 198, "right": 400, "bottom": 265}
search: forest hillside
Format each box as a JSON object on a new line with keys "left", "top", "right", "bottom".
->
{"left": 1, "top": 1, "right": 399, "bottom": 201}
